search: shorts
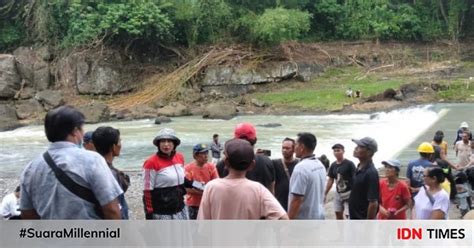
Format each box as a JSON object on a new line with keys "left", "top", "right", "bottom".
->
{"left": 333, "top": 192, "right": 349, "bottom": 213}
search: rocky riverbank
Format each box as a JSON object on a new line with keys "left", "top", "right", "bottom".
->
{"left": 1, "top": 41, "right": 473, "bottom": 131}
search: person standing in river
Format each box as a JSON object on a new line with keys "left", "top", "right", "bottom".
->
{"left": 92, "top": 126, "right": 130, "bottom": 219}
{"left": 272, "top": 137, "right": 299, "bottom": 211}
{"left": 210, "top": 134, "right": 223, "bottom": 165}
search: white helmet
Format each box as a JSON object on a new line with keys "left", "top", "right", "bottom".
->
{"left": 153, "top": 128, "right": 181, "bottom": 147}
{"left": 460, "top": 122, "right": 469, "bottom": 128}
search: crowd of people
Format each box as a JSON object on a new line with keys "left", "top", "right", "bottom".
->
{"left": 3, "top": 105, "right": 474, "bottom": 220}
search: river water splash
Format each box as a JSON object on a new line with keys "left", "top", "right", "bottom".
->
{"left": 1, "top": 103, "right": 470, "bottom": 178}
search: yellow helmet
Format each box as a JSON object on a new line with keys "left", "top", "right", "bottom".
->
{"left": 417, "top": 142, "right": 434, "bottom": 153}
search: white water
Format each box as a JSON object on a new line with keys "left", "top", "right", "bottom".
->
{"left": 0, "top": 104, "right": 445, "bottom": 177}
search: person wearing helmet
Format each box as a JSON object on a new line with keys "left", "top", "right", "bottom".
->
{"left": 142, "top": 128, "right": 189, "bottom": 220}
{"left": 216, "top": 123, "right": 276, "bottom": 194}
{"left": 184, "top": 143, "right": 219, "bottom": 219}
{"left": 406, "top": 142, "right": 434, "bottom": 197}
{"left": 454, "top": 122, "right": 472, "bottom": 147}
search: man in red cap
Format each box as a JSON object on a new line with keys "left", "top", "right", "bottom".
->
{"left": 216, "top": 123, "right": 276, "bottom": 194}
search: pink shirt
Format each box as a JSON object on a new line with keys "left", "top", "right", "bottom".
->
{"left": 197, "top": 178, "right": 286, "bottom": 220}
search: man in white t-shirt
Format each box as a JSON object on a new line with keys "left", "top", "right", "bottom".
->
{"left": 1, "top": 186, "right": 20, "bottom": 219}
{"left": 288, "top": 132, "right": 326, "bottom": 219}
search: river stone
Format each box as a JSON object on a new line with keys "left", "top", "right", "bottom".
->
{"left": 257, "top": 123, "right": 282, "bottom": 128}
{"left": 202, "top": 103, "right": 236, "bottom": 120}
{"left": 251, "top": 98, "right": 266, "bottom": 108}
{"left": 33, "top": 60, "right": 50, "bottom": 91}
{"left": 35, "top": 90, "right": 65, "bottom": 110}
{"left": 157, "top": 103, "right": 189, "bottom": 117}
{"left": 58, "top": 49, "right": 134, "bottom": 95}
{"left": 154, "top": 116, "right": 172, "bottom": 125}
{"left": 295, "top": 62, "right": 325, "bottom": 82}
{"left": 0, "top": 104, "right": 21, "bottom": 131}
{"left": 77, "top": 103, "right": 110, "bottom": 123}
{"left": 15, "top": 99, "right": 44, "bottom": 120}
{"left": 0, "top": 54, "right": 21, "bottom": 99}
{"left": 201, "top": 62, "right": 298, "bottom": 86}
{"left": 17, "top": 86, "right": 36, "bottom": 100}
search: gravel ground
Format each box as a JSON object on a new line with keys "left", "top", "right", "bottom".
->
{"left": 0, "top": 173, "right": 465, "bottom": 220}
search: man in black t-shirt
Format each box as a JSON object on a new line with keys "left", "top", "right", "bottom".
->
{"left": 272, "top": 138, "right": 299, "bottom": 211}
{"left": 216, "top": 123, "right": 275, "bottom": 193}
{"left": 324, "top": 144, "right": 356, "bottom": 219}
{"left": 349, "top": 137, "right": 380, "bottom": 219}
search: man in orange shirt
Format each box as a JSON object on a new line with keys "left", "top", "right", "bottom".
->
{"left": 185, "top": 143, "right": 219, "bottom": 219}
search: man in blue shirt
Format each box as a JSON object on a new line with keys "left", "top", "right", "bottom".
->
{"left": 407, "top": 142, "right": 434, "bottom": 197}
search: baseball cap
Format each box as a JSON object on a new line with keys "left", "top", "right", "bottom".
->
{"left": 83, "top": 131, "right": 93, "bottom": 143}
{"left": 352, "top": 137, "right": 378, "bottom": 153}
{"left": 225, "top": 139, "right": 255, "bottom": 171}
{"left": 234, "top": 123, "right": 257, "bottom": 142}
{"left": 460, "top": 122, "right": 469, "bottom": 128}
{"left": 331, "top": 143, "right": 344, "bottom": 150}
{"left": 193, "top": 143, "right": 210, "bottom": 154}
{"left": 382, "top": 159, "right": 401, "bottom": 171}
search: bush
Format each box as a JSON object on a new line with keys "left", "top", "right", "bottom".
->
{"left": 63, "top": 1, "right": 173, "bottom": 47}
{"left": 250, "top": 7, "right": 312, "bottom": 45}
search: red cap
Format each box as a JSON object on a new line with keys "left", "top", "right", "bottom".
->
{"left": 234, "top": 123, "right": 257, "bottom": 142}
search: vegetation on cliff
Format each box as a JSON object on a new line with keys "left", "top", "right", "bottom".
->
{"left": 1, "top": 0, "right": 473, "bottom": 52}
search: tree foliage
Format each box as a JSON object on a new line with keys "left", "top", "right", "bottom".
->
{"left": 0, "top": 0, "right": 473, "bottom": 51}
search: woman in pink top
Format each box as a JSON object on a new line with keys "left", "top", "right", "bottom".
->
{"left": 197, "top": 139, "right": 288, "bottom": 220}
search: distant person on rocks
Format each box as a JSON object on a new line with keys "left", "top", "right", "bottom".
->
{"left": 198, "top": 139, "right": 288, "bottom": 220}
{"left": 455, "top": 131, "right": 472, "bottom": 170}
{"left": 210, "top": 134, "right": 223, "bottom": 165}
{"left": 378, "top": 160, "right": 411, "bottom": 220}
{"left": 1, "top": 186, "right": 21, "bottom": 219}
{"left": 345, "top": 88, "right": 353, "bottom": 98}
{"left": 407, "top": 142, "right": 434, "bottom": 197}
{"left": 349, "top": 137, "right": 379, "bottom": 219}
{"left": 184, "top": 143, "right": 219, "bottom": 219}
{"left": 93, "top": 126, "right": 130, "bottom": 219}
{"left": 355, "top": 90, "right": 362, "bottom": 98}
{"left": 454, "top": 122, "right": 472, "bottom": 147}
{"left": 83, "top": 131, "right": 95, "bottom": 151}
{"left": 143, "top": 128, "right": 189, "bottom": 220}
{"left": 288, "top": 132, "right": 326, "bottom": 219}
{"left": 272, "top": 138, "right": 299, "bottom": 211}
{"left": 20, "top": 106, "right": 122, "bottom": 219}
{"left": 216, "top": 123, "right": 275, "bottom": 194}
{"left": 324, "top": 144, "right": 356, "bottom": 220}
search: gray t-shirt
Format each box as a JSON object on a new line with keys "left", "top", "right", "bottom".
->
{"left": 289, "top": 156, "right": 326, "bottom": 219}
{"left": 20, "top": 142, "right": 123, "bottom": 219}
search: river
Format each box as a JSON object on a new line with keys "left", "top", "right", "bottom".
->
{"left": 0, "top": 103, "right": 472, "bottom": 178}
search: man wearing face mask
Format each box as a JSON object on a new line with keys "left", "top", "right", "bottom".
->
{"left": 20, "top": 106, "right": 122, "bottom": 219}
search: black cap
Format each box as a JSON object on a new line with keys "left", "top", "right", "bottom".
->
{"left": 331, "top": 143, "right": 344, "bottom": 150}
